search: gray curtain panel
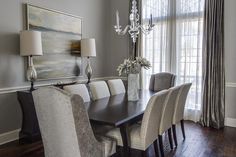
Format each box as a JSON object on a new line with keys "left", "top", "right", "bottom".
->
{"left": 200, "top": 0, "right": 225, "bottom": 129}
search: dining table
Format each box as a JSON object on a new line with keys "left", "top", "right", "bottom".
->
{"left": 85, "top": 90, "right": 155, "bottom": 157}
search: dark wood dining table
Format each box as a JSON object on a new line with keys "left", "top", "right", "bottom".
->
{"left": 85, "top": 90, "right": 155, "bottom": 157}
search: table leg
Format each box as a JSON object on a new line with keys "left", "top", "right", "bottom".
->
{"left": 120, "top": 125, "right": 129, "bottom": 157}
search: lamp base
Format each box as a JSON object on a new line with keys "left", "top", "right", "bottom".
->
{"left": 85, "top": 57, "right": 92, "bottom": 84}
{"left": 30, "top": 81, "right": 36, "bottom": 92}
{"left": 86, "top": 72, "right": 91, "bottom": 84}
{"left": 27, "top": 56, "right": 37, "bottom": 91}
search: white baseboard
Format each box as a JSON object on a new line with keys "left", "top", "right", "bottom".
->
{"left": 225, "top": 118, "right": 236, "bottom": 128}
{"left": 0, "top": 129, "right": 20, "bottom": 145}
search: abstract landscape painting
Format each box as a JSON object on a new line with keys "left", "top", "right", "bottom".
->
{"left": 26, "top": 4, "right": 82, "bottom": 80}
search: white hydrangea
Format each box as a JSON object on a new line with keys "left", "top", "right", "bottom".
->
{"left": 117, "top": 57, "right": 151, "bottom": 76}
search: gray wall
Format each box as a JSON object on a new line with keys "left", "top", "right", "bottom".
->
{"left": 104, "top": 0, "right": 130, "bottom": 76}
{"left": 0, "top": 0, "right": 111, "bottom": 134}
{"left": 225, "top": 0, "right": 236, "bottom": 119}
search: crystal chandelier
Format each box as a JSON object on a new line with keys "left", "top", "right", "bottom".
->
{"left": 114, "top": 0, "right": 154, "bottom": 43}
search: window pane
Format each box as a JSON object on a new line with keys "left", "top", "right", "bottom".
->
{"left": 142, "top": 0, "right": 170, "bottom": 21}
{"left": 142, "top": 0, "right": 204, "bottom": 115}
{"left": 142, "top": 21, "right": 169, "bottom": 89}
{"left": 176, "top": 16, "right": 203, "bottom": 111}
{"left": 177, "top": 0, "right": 204, "bottom": 15}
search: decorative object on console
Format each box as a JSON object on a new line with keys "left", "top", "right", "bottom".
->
{"left": 114, "top": 0, "right": 154, "bottom": 44}
{"left": 117, "top": 57, "right": 151, "bottom": 101}
{"left": 81, "top": 38, "right": 96, "bottom": 84}
{"left": 20, "top": 30, "right": 43, "bottom": 91}
{"left": 26, "top": 4, "right": 82, "bottom": 80}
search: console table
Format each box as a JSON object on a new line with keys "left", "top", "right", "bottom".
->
{"left": 17, "top": 91, "right": 41, "bottom": 143}
{"left": 17, "top": 82, "right": 77, "bottom": 143}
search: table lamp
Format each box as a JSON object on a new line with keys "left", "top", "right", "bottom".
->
{"left": 81, "top": 38, "right": 96, "bottom": 84}
{"left": 20, "top": 30, "right": 43, "bottom": 91}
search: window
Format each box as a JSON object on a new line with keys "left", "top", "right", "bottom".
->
{"left": 142, "top": 0, "right": 204, "bottom": 121}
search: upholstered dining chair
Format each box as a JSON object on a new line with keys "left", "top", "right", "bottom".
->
{"left": 32, "top": 87, "right": 116, "bottom": 157}
{"left": 149, "top": 72, "right": 176, "bottom": 92}
{"left": 172, "top": 83, "right": 192, "bottom": 146}
{"left": 105, "top": 90, "right": 170, "bottom": 157}
{"left": 63, "top": 84, "right": 91, "bottom": 102}
{"left": 89, "top": 81, "right": 111, "bottom": 101}
{"left": 107, "top": 79, "right": 126, "bottom": 95}
{"left": 158, "top": 85, "right": 182, "bottom": 157}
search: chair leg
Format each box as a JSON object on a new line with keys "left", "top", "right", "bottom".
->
{"left": 172, "top": 125, "right": 178, "bottom": 146}
{"left": 158, "top": 135, "right": 164, "bottom": 157}
{"left": 180, "top": 119, "right": 186, "bottom": 139}
{"left": 168, "top": 128, "right": 173, "bottom": 149}
{"left": 154, "top": 140, "right": 159, "bottom": 157}
{"left": 118, "top": 146, "right": 123, "bottom": 157}
{"left": 128, "top": 146, "right": 131, "bottom": 157}
{"left": 141, "top": 149, "right": 147, "bottom": 157}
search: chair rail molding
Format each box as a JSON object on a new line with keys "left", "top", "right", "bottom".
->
{"left": 0, "top": 76, "right": 127, "bottom": 95}
{"left": 226, "top": 82, "right": 236, "bottom": 88}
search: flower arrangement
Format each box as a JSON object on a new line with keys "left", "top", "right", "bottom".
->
{"left": 117, "top": 57, "right": 151, "bottom": 76}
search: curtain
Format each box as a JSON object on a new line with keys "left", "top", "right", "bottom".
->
{"left": 175, "top": 0, "right": 204, "bottom": 122}
{"left": 142, "top": 0, "right": 204, "bottom": 122}
{"left": 200, "top": 0, "right": 225, "bottom": 129}
{"left": 142, "top": 0, "right": 172, "bottom": 88}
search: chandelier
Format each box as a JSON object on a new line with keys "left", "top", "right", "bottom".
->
{"left": 114, "top": 0, "right": 154, "bottom": 43}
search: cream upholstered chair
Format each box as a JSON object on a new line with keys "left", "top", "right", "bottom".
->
{"left": 105, "top": 90, "right": 170, "bottom": 157}
{"left": 158, "top": 86, "right": 182, "bottom": 157}
{"left": 172, "top": 83, "right": 192, "bottom": 146}
{"left": 107, "top": 79, "right": 126, "bottom": 95}
{"left": 89, "top": 81, "right": 111, "bottom": 100}
{"left": 149, "top": 72, "right": 176, "bottom": 92}
{"left": 63, "top": 84, "right": 90, "bottom": 102}
{"left": 32, "top": 87, "right": 116, "bottom": 157}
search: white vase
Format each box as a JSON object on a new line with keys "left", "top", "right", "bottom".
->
{"left": 128, "top": 73, "right": 139, "bottom": 101}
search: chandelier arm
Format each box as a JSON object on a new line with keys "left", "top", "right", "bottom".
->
{"left": 118, "top": 25, "right": 130, "bottom": 35}
{"left": 114, "top": 0, "right": 154, "bottom": 43}
{"left": 140, "top": 25, "right": 150, "bottom": 34}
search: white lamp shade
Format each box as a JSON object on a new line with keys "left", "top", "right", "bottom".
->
{"left": 81, "top": 38, "right": 96, "bottom": 57}
{"left": 20, "top": 30, "right": 43, "bottom": 56}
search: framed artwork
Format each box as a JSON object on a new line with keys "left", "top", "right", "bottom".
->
{"left": 26, "top": 4, "right": 83, "bottom": 80}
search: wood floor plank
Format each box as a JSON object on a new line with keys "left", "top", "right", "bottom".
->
{"left": 0, "top": 121, "right": 235, "bottom": 157}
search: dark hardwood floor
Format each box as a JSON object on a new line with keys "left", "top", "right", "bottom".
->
{"left": 0, "top": 121, "right": 236, "bottom": 157}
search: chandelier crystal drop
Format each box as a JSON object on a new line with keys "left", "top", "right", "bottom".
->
{"left": 114, "top": 0, "right": 155, "bottom": 43}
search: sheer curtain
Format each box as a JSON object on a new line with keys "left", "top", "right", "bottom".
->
{"left": 142, "top": 0, "right": 172, "bottom": 89}
{"left": 142, "top": 0, "right": 204, "bottom": 122}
